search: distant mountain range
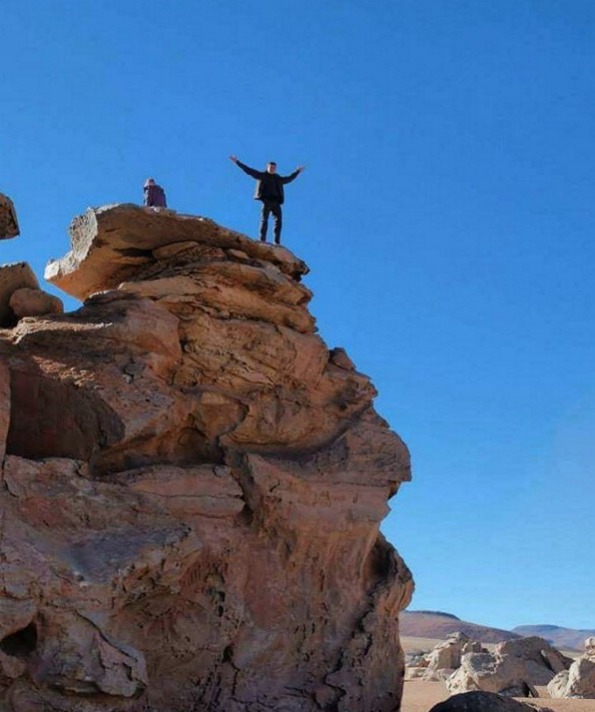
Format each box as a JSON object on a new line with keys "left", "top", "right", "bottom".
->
{"left": 512, "top": 624, "right": 595, "bottom": 652}
{"left": 401, "top": 611, "right": 595, "bottom": 650}
{"left": 400, "top": 611, "right": 518, "bottom": 644}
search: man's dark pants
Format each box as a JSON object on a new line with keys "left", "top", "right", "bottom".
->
{"left": 259, "top": 200, "right": 282, "bottom": 244}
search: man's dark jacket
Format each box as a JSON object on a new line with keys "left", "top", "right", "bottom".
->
{"left": 235, "top": 161, "right": 300, "bottom": 205}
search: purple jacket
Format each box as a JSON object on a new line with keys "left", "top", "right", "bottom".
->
{"left": 144, "top": 183, "right": 167, "bottom": 207}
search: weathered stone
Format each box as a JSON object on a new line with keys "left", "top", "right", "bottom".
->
{"left": 406, "top": 631, "right": 488, "bottom": 683}
{"left": 9, "top": 287, "right": 64, "bottom": 319}
{"left": 0, "top": 193, "right": 19, "bottom": 240}
{"left": 0, "top": 263, "right": 39, "bottom": 326}
{"left": 446, "top": 637, "right": 572, "bottom": 696}
{"left": 548, "top": 655, "right": 595, "bottom": 698}
{"left": 44, "top": 204, "right": 309, "bottom": 300}
{"left": 429, "top": 691, "right": 554, "bottom": 712}
{"left": 547, "top": 669, "right": 570, "bottom": 698}
{"left": 0, "top": 207, "right": 413, "bottom": 711}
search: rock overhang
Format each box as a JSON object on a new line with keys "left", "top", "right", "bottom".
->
{"left": 44, "top": 204, "right": 309, "bottom": 301}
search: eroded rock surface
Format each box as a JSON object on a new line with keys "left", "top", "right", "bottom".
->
{"left": 548, "top": 637, "right": 595, "bottom": 698}
{"left": 0, "top": 205, "right": 413, "bottom": 711}
{"left": 446, "top": 636, "right": 572, "bottom": 698}
{"left": 406, "top": 631, "right": 485, "bottom": 682}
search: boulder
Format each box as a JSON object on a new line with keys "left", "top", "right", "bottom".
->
{"left": 446, "top": 637, "right": 571, "bottom": 696}
{"left": 427, "top": 633, "right": 471, "bottom": 674}
{"left": 429, "top": 691, "right": 554, "bottom": 712}
{"left": 547, "top": 670, "right": 570, "bottom": 698}
{"left": 0, "top": 193, "right": 19, "bottom": 240}
{"left": 9, "top": 287, "right": 64, "bottom": 320}
{"left": 405, "top": 631, "right": 487, "bottom": 682}
{"left": 0, "top": 263, "right": 39, "bottom": 326}
{"left": 548, "top": 655, "right": 595, "bottom": 698}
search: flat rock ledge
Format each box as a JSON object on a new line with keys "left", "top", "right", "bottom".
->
{"left": 45, "top": 204, "right": 309, "bottom": 300}
{"left": 0, "top": 205, "right": 413, "bottom": 712}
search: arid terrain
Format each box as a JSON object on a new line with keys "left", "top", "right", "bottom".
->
{"left": 402, "top": 679, "right": 595, "bottom": 712}
{"left": 401, "top": 636, "right": 592, "bottom": 712}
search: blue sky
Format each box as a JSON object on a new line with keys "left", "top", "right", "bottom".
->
{"left": 2, "top": 1, "right": 594, "bottom": 631}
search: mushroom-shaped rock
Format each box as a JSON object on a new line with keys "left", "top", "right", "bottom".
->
{"left": 0, "top": 193, "right": 19, "bottom": 240}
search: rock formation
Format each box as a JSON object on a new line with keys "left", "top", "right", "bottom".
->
{"left": 0, "top": 205, "right": 413, "bottom": 711}
{"left": 446, "top": 636, "right": 572, "bottom": 698}
{"left": 0, "top": 263, "right": 63, "bottom": 327}
{"left": 0, "top": 194, "right": 19, "bottom": 240}
{"left": 548, "top": 636, "right": 595, "bottom": 698}
{"left": 405, "top": 632, "right": 485, "bottom": 681}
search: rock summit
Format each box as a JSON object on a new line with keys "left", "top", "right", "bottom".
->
{"left": 0, "top": 205, "right": 413, "bottom": 711}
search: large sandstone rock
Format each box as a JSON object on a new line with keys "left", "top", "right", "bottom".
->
{"left": 0, "top": 206, "right": 413, "bottom": 712}
{"left": 447, "top": 637, "right": 573, "bottom": 697}
{"left": 0, "top": 193, "right": 19, "bottom": 240}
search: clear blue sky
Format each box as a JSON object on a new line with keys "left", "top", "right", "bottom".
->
{"left": 2, "top": 1, "right": 594, "bottom": 631}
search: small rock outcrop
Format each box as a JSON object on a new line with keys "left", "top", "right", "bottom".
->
{"left": 0, "top": 264, "right": 64, "bottom": 326}
{"left": 9, "top": 286, "right": 64, "bottom": 320}
{"left": 446, "top": 636, "right": 573, "bottom": 697}
{"left": 0, "top": 205, "right": 413, "bottom": 711}
{"left": 406, "top": 632, "right": 485, "bottom": 681}
{"left": 548, "top": 637, "right": 595, "bottom": 698}
{"left": 0, "top": 193, "right": 19, "bottom": 240}
{"left": 0, "top": 263, "right": 39, "bottom": 326}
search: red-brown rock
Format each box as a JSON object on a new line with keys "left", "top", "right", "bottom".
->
{"left": 0, "top": 205, "right": 413, "bottom": 711}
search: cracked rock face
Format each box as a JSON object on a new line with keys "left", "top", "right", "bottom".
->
{"left": 0, "top": 205, "right": 413, "bottom": 711}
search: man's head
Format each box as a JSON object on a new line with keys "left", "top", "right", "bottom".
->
{"left": 266, "top": 162, "right": 277, "bottom": 174}
{"left": 145, "top": 178, "right": 156, "bottom": 187}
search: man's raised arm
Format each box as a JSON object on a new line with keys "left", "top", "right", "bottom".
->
{"left": 229, "top": 155, "right": 265, "bottom": 179}
{"left": 281, "top": 165, "right": 305, "bottom": 184}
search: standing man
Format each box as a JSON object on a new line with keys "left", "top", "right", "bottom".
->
{"left": 143, "top": 178, "right": 167, "bottom": 208}
{"left": 229, "top": 156, "right": 304, "bottom": 245}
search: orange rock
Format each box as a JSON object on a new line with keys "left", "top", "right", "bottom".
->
{"left": 0, "top": 205, "right": 413, "bottom": 711}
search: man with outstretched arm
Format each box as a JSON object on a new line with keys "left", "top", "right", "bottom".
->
{"left": 229, "top": 156, "right": 304, "bottom": 245}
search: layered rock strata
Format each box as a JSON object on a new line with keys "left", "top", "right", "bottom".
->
{"left": 0, "top": 205, "right": 413, "bottom": 711}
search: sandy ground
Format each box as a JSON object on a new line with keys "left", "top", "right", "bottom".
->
{"left": 402, "top": 680, "right": 595, "bottom": 712}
